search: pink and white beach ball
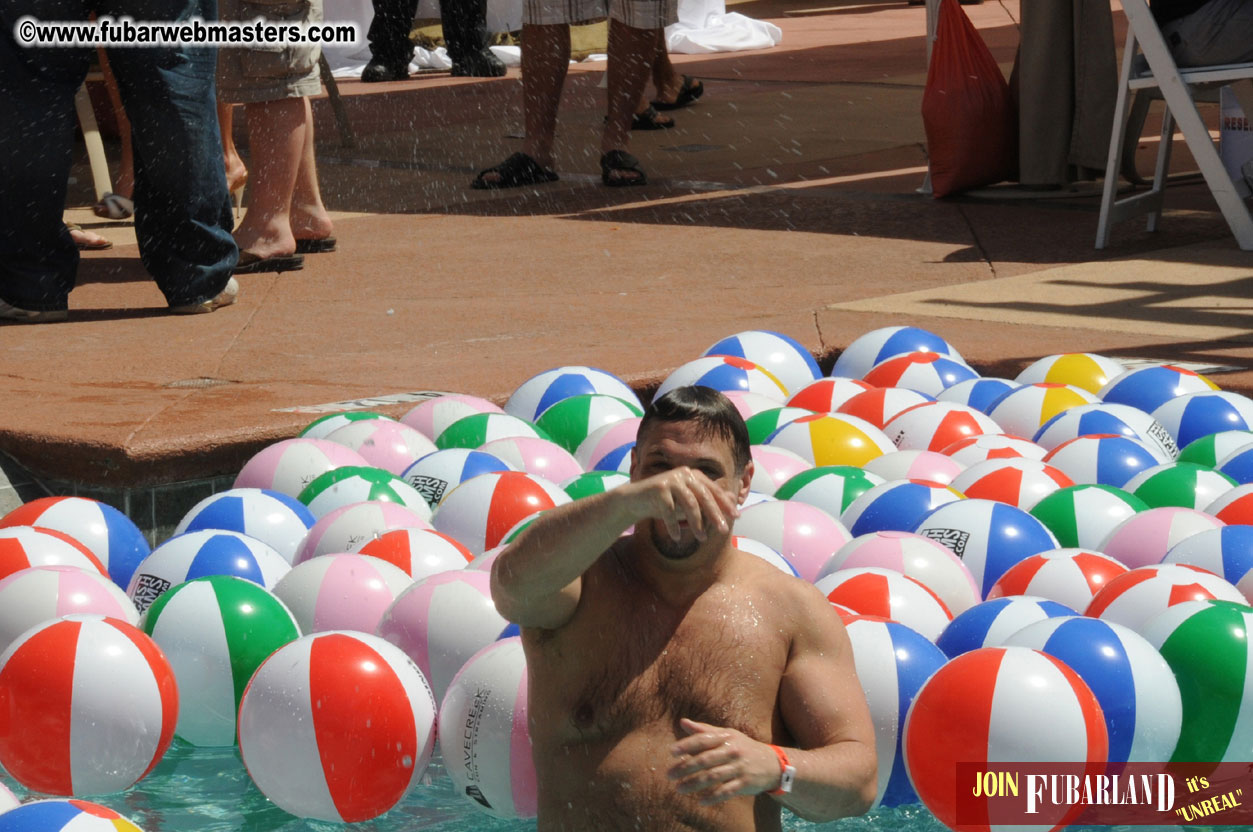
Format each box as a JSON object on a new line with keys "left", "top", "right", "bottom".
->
{"left": 293, "top": 500, "right": 433, "bottom": 565}
{"left": 734, "top": 500, "right": 851, "bottom": 581}
{"left": 273, "top": 553, "right": 414, "bottom": 635}
{"left": 0, "top": 565, "right": 138, "bottom": 651}
{"left": 233, "top": 437, "right": 370, "bottom": 498}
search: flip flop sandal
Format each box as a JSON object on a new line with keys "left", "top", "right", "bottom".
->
{"left": 233, "top": 250, "right": 305, "bottom": 274}
{"left": 651, "top": 75, "right": 704, "bottom": 111}
{"left": 92, "top": 192, "right": 135, "bottom": 220}
{"left": 600, "top": 150, "right": 647, "bottom": 187}
{"left": 66, "top": 223, "right": 113, "bottom": 251}
{"left": 605, "top": 105, "right": 676, "bottom": 131}
{"left": 471, "top": 152, "right": 560, "bottom": 190}
{"left": 294, "top": 237, "right": 337, "bottom": 254}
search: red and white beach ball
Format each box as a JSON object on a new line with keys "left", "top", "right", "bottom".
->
{"left": 702, "top": 330, "right": 822, "bottom": 395}
{"left": 815, "top": 567, "right": 952, "bottom": 641}
{"left": 987, "top": 383, "right": 1100, "bottom": 439}
{"left": 764, "top": 413, "right": 895, "bottom": 468}
{"left": 949, "top": 458, "right": 1074, "bottom": 511}
{"left": 0, "top": 497, "right": 150, "bottom": 591}
{"left": 402, "top": 393, "right": 505, "bottom": 443}
{"left": 233, "top": 437, "right": 370, "bottom": 499}
{"left": 356, "top": 528, "right": 472, "bottom": 580}
{"left": 432, "top": 472, "right": 571, "bottom": 555}
{"left": 941, "top": 433, "right": 1047, "bottom": 465}
{"left": 734, "top": 500, "right": 851, "bottom": 581}
{"left": 0, "top": 615, "right": 177, "bottom": 796}
{"left": 238, "top": 631, "right": 437, "bottom": 822}
{"left": 787, "top": 377, "right": 874, "bottom": 413}
{"left": 1203, "top": 482, "right": 1253, "bottom": 525}
{"left": 0, "top": 566, "right": 138, "bottom": 651}
{"left": 862, "top": 450, "right": 964, "bottom": 486}
{"left": 1086, "top": 563, "right": 1247, "bottom": 632}
{"left": 654, "top": 356, "right": 788, "bottom": 403}
{"left": 438, "top": 638, "right": 537, "bottom": 819}
{"left": 0, "top": 527, "right": 107, "bottom": 582}
{"left": 986, "top": 548, "right": 1130, "bottom": 611}
{"left": 883, "top": 401, "right": 1002, "bottom": 453}
{"left": 324, "top": 419, "right": 439, "bottom": 477}
{"left": 376, "top": 569, "right": 508, "bottom": 701}
{"left": 1096, "top": 506, "right": 1225, "bottom": 570}
{"left": 273, "top": 553, "right": 414, "bottom": 635}
{"left": 837, "top": 387, "right": 935, "bottom": 429}
{"left": 831, "top": 326, "right": 965, "bottom": 380}
{"left": 903, "top": 647, "right": 1107, "bottom": 832}
{"left": 819, "top": 530, "right": 980, "bottom": 616}
{"left": 505, "top": 366, "right": 640, "bottom": 425}
{"left": 863, "top": 352, "right": 978, "bottom": 398}
{"left": 293, "top": 500, "right": 433, "bottom": 564}
{"left": 479, "top": 436, "right": 584, "bottom": 485}
{"left": 399, "top": 448, "right": 515, "bottom": 508}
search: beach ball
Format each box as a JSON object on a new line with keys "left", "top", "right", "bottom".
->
{"left": 1099, "top": 364, "right": 1219, "bottom": 414}
{"left": 702, "top": 330, "right": 821, "bottom": 394}
{"left": 1086, "top": 564, "right": 1246, "bottom": 632}
{"left": 377, "top": 569, "right": 508, "bottom": 701}
{"left": 654, "top": 356, "right": 787, "bottom": 403}
{"left": 1162, "top": 526, "right": 1253, "bottom": 602}
{"left": 0, "top": 566, "right": 138, "bottom": 651}
{"left": 562, "top": 470, "right": 631, "bottom": 501}
{"left": 173, "top": 488, "right": 315, "bottom": 564}
{"left": 233, "top": 437, "right": 370, "bottom": 499}
{"left": 273, "top": 554, "right": 413, "bottom": 635}
{"left": 815, "top": 567, "right": 952, "bottom": 641}
{"left": 505, "top": 366, "right": 639, "bottom": 424}
{"left": 986, "top": 549, "right": 1130, "bottom": 611}
{"left": 987, "top": 383, "right": 1100, "bottom": 438}
{"left": 0, "top": 527, "right": 107, "bottom": 581}
{"left": 723, "top": 390, "right": 791, "bottom": 422}
{"left": 1216, "top": 444, "right": 1253, "bottom": 485}
{"left": 592, "top": 444, "right": 635, "bottom": 475}
{"left": 141, "top": 575, "right": 300, "bottom": 746}
{"left": 734, "top": 500, "right": 851, "bottom": 581}
{"left": 574, "top": 418, "right": 642, "bottom": 471}
{"left": 935, "top": 377, "right": 1019, "bottom": 414}
{"left": 1015, "top": 353, "right": 1126, "bottom": 394}
{"left": 912, "top": 499, "right": 1060, "bottom": 598}
{"left": 786, "top": 377, "right": 874, "bottom": 413}
{"left": 299, "top": 411, "right": 390, "bottom": 440}
{"left": 841, "top": 480, "right": 964, "bottom": 537}
{"left": 480, "top": 436, "right": 583, "bottom": 484}
{"left": 1004, "top": 616, "right": 1181, "bottom": 762}
{"left": 838, "top": 387, "right": 935, "bottom": 429}
{"left": 949, "top": 458, "right": 1073, "bottom": 511}
{"left": 0, "top": 800, "right": 144, "bottom": 831}
{"left": 0, "top": 497, "right": 149, "bottom": 591}
{"left": 402, "top": 393, "right": 505, "bottom": 443}
{"left": 439, "top": 638, "right": 536, "bottom": 819}
{"left": 1097, "top": 506, "right": 1224, "bottom": 570}
{"left": 1153, "top": 390, "right": 1253, "bottom": 448}
{"left": 1123, "top": 461, "right": 1235, "bottom": 509}
{"left": 862, "top": 450, "right": 964, "bottom": 486}
{"left": 831, "top": 326, "right": 964, "bottom": 380}
{"left": 1178, "top": 428, "right": 1253, "bottom": 468}
{"left": 1032, "top": 402, "right": 1177, "bottom": 461}
{"left": 863, "top": 352, "right": 978, "bottom": 398}
{"left": 935, "top": 596, "right": 1078, "bottom": 657}
{"left": 319, "top": 420, "right": 438, "bottom": 478}
{"left": 749, "top": 446, "right": 811, "bottom": 494}
{"left": 730, "top": 535, "right": 799, "bottom": 576}
{"left": 940, "top": 433, "right": 1047, "bottom": 465}
{"left": 0, "top": 781, "right": 14, "bottom": 812}
{"left": 1140, "top": 600, "right": 1253, "bottom": 762}
{"left": 882, "top": 402, "right": 1002, "bottom": 453}
{"left": 466, "top": 545, "right": 505, "bottom": 573}
{"left": 293, "top": 500, "right": 433, "bottom": 564}
{"left": 903, "top": 647, "right": 1106, "bottom": 832}
{"left": 436, "top": 413, "right": 549, "bottom": 452}
{"left": 1042, "top": 434, "right": 1162, "bottom": 488}
{"left": 744, "top": 406, "right": 814, "bottom": 445}
{"left": 843, "top": 618, "right": 947, "bottom": 808}
{"left": 533, "top": 394, "right": 643, "bottom": 454}
{"left": 399, "top": 448, "right": 514, "bottom": 508}
{"left": 238, "top": 631, "right": 437, "bottom": 822}
{"left": 357, "top": 528, "right": 473, "bottom": 579}
{"left": 764, "top": 413, "right": 894, "bottom": 467}
{"left": 298, "top": 466, "right": 433, "bottom": 521}
{"left": 774, "top": 466, "right": 885, "bottom": 518}
{"left": 1029, "top": 483, "right": 1147, "bottom": 549}
{"left": 820, "top": 531, "right": 980, "bottom": 616}
{"left": 1205, "top": 482, "right": 1253, "bottom": 527}
{"left": 126, "top": 530, "right": 290, "bottom": 613}
{"left": 0, "top": 615, "right": 177, "bottom": 795}
{"left": 433, "top": 472, "right": 570, "bottom": 555}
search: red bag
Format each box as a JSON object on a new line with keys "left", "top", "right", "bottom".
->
{"left": 921, "top": 0, "right": 1016, "bottom": 197}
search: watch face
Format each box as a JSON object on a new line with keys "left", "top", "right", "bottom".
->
{"left": 780, "top": 765, "right": 797, "bottom": 793}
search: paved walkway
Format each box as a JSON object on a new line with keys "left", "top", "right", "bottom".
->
{"left": 3, "top": 0, "right": 1252, "bottom": 505}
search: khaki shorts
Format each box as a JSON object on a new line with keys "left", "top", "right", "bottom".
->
{"left": 523, "top": 0, "right": 677, "bottom": 31}
{"left": 217, "top": 0, "right": 323, "bottom": 104}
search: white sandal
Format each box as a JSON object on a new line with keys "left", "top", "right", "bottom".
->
{"left": 92, "top": 192, "right": 134, "bottom": 220}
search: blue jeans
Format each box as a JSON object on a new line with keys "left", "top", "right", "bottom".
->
{"left": 0, "top": 0, "right": 238, "bottom": 312}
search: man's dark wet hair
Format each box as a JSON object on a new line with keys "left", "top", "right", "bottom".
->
{"left": 637, "top": 386, "right": 752, "bottom": 473}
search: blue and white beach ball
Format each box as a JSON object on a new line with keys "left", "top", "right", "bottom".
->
{"left": 174, "top": 488, "right": 315, "bottom": 564}
{"left": 935, "top": 596, "right": 1078, "bottom": 658}
{"left": 126, "top": 530, "right": 291, "bottom": 613}
{"left": 831, "top": 326, "right": 964, "bottom": 380}
{"left": 702, "top": 330, "right": 821, "bottom": 395}
{"left": 505, "top": 366, "right": 640, "bottom": 424}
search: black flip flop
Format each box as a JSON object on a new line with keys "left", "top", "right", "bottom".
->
{"left": 234, "top": 250, "right": 305, "bottom": 275}
{"left": 294, "top": 237, "right": 337, "bottom": 254}
{"left": 605, "top": 105, "right": 676, "bottom": 131}
{"left": 600, "top": 150, "right": 647, "bottom": 187}
{"left": 651, "top": 75, "right": 704, "bottom": 111}
{"left": 471, "top": 152, "right": 560, "bottom": 190}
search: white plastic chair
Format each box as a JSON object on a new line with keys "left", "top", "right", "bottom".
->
{"left": 1095, "top": 0, "right": 1253, "bottom": 250}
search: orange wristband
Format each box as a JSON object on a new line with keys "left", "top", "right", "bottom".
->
{"left": 768, "top": 745, "right": 796, "bottom": 795}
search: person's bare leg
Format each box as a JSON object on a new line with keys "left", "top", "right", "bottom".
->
{"left": 232, "top": 97, "right": 304, "bottom": 259}
{"left": 602, "top": 19, "right": 659, "bottom": 180}
{"left": 98, "top": 49, "right": 133, "bottom": 199}
{"left": 290, "top": 97, "right": 334, "bottom": 242}
{"left": 219, "top": 100, "right": 248, "bottom": 194}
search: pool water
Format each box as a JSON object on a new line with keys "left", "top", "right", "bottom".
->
{"left": 0, "top": 743, "right": 1213, "bottom": 832}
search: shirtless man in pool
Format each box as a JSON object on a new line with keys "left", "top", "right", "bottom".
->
{"left": 491, "top": 385, "right": 877, "bottom": 831}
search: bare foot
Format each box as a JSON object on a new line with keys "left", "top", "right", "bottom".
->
{"left": 67, "top": 224, "right": 112, "bottom": 250}
{"left": 290, "top": 205, "right": 334, "bottom": 242}
{"left": 233, "top": 215, "right": 296, "bottom": 260}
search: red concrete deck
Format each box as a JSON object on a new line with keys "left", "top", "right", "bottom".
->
{"left": 4, "top": 0, "right": 1253, "bottom": 497}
